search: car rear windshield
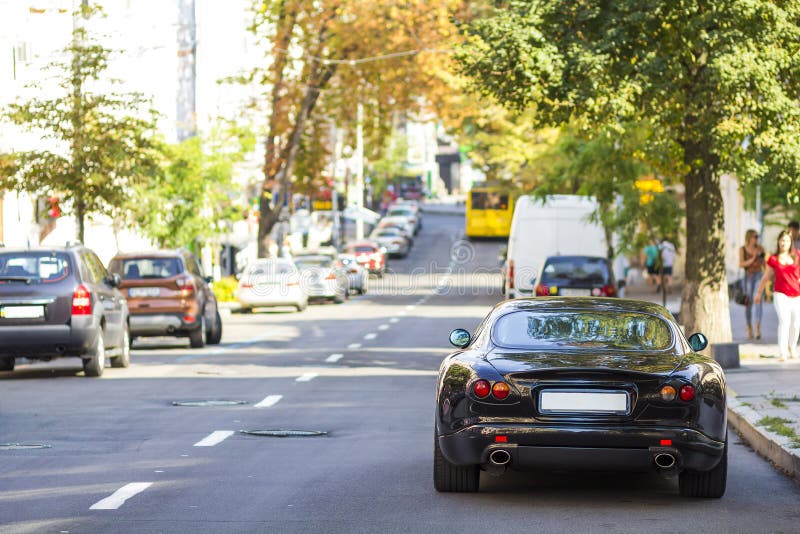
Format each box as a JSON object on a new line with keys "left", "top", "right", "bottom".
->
{"left": 349, "top": 246, "right": 375, "bottom": 253}
{"left": 110, "top": 257, "right": 183, "bottom": 279}
{"left": 247, "top": 262, "right": 295, "bottom": 276}
{"left": 492, "top": 310, "right": 673, "bottom": 351}
{"left": 375, "top": 230, "right": 400, "bottom": 237}
{"left": 388, "top": 209, "right": 413, "bottom": 217}
{"left": 294, "top": 258, "right": 332, "bottom": 269}
{"left": 540, "top": 257, "right": 610, "bottom": 286}
{"left": 0, "top": 252, "right": 71, "bottom": 283}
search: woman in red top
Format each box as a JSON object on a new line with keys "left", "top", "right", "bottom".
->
{"left": 755, "top": 230, "right": 800, "bottom": 360}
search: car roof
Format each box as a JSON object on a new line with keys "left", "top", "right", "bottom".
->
{"left": 346, "top": 241, "right": 378, "bottom": 247}
{"left": 112, "top": 250, "right": 186, "bottom": 259}
{"left": 544, "top": 255, "right": 609, "bottom": 262}
{"left": 495, "top": 297, "right": 673, "bottom": 320}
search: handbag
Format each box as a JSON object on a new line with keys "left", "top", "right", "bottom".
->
{"left": 730, "top": 276, "right": 749, "bottom": 306}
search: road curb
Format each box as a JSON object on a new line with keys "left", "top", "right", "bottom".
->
{"left": 727, "top": 395, "right": 800, "bottom": 482}
{"left": 420, "top": 206, "right": 465, "bottom": 217}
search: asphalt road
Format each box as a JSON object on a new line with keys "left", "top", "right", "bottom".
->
{"left": 1, "top": 214, "right": 799, "bottom": 534}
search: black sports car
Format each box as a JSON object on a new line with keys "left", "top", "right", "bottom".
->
{"left": 435, "top": 297, "right": 727, "bottom": 498}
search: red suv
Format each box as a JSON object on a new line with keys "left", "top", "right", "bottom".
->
{"left": 108, "top": 250, "right": 222, "bottom": 348}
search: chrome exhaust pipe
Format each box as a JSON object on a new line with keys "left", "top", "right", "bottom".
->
{"left": 654, "top": 453, "right": 676, "bottom": 469}
{"left": 489, "top": 449, "right": 511, "bottom": 466}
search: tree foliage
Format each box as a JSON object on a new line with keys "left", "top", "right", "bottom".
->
{"left": 245, "top": 0, "right": 468, "bottom": 256}
{"left": 0, "top": 6, "right": 161, "bottom": 242}
{"left": 129, "top": 124, "right": 253, "bottom": 249}
{"left": 458, "top": 1, "right": 800, "bottom": 342}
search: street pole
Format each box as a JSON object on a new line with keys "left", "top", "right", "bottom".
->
{"left": 355, "top": 100, "right": 365, "bottom": 240}
{"left": 756, "top": 184, "right": 763, "bottom": 238}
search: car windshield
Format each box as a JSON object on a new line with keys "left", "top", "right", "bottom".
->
{"left": 540, "top": 257, "right": 610, "bottom": 286}
{"left": 0, "top": 252, "right": 71, "bottom": 283}
{"left": 350, "top": 246, "right": 375, "bottom": 253}
{"left": 111, "top": 257, "right": 183, "bottom": 279}
{"left": 247, "top": 262, "right": 294, "bottom": 276}
{"left": 374, "top": 230, "right": 400, "bottom": 238}
{"left": 388, "top": 209, "right": 412, "bottom": 217}
{"left": 492, "top": 310, "right": 673, "bottom": 351}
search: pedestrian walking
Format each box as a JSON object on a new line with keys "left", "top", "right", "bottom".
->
{"left": 755, "top": 230, "right": 800, "bottom": 361}
{"left": 658, "top": 238, "right": 676, "bottom": 293}
{"left": 642, "top": 239, "right": 660, "bottom": 288}
{"left": 739, "top": 229, "right": 765, "bottom": 339}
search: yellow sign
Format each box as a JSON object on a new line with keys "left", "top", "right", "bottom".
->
{"left": 313, "top": 200, "right": 332, "bottom": 210}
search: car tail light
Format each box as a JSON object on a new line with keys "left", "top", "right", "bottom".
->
{"left": 177, "top": 277, "right": 196, "bottom": 292}
{"left": 601, "top": 285, "right": 617, "bottom": 297}
{"left": 679, "top": 384, "right": 695, "bottom": 401}
{"left": 71, "top": 284, "right": 92, "bottom": 315}
{"left": 473, "top": 380, "right": 490, "bottom": 398}
{"left": 660, "top": 385, "right": 677, "bottom": 402}
{"left": 286, "top": 278, "right": 300, "bottom": 286}
{"left": 492, "top": 382, "right": 510, "bottom": 400}
{"left": 535, "top": 284, "right": 550, "bottom": 296}
{"left": 508, "top": 260, "right": 515, "bottom": 290}
{"left": 240, "top": 281, "right": 253, "bottom": 289}
{"left": 495, "top": 435, "right": 508, "bottom": 443}
{"left": 392, "top": 239, "right": 404, "bottom": 246}
{"left": 660, "top": 439, "right": 673, "bottom": 446}
{"left": 183, "top": 314, "right": 196, "bottom": 323}
{"left": 325, "top": 272, "right": 337, "bottom": 280}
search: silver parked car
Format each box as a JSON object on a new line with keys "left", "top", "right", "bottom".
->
{"left": 339, "top": 254, "right": 369, "bottom": 295}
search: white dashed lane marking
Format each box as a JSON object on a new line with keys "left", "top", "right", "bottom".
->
{"left": 378, "top": 324, "right": 389, "bottom": 331}
{"left": 193, "top": 431, "right": 234, "bottom": 447}
{"left": 90, "top": 482, "right": 153, "bottom": 510}
{"left": 296, "top": 373, "right": 318, "bottom": 382}
{"left": 326, "top": 353, "right": 343, "bottom": 363}
{"left": 348, "top": 343, "right": 362, "bottom": 349}
{"left": 389, "top": 318, "right": 399, "bottom": 324}
{"left": 254, "top": 395, "right": 282, "bottom": 408}
{"left": 364, "top": 333, "right": 377, "bottom": 340}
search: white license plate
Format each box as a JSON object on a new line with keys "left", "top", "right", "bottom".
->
{"left": 129, "top": 287, "right": 161, "bottom": 298}
{"left": 2, "top": 305, "right": 44, "bottom": 319}
{"left": 559, "top": 288, "right": 591, "bottom": 296}
{"left": 539, "top": 390, "right": 629, "bottom": 414}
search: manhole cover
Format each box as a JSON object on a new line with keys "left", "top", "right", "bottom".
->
{"left": 240, "top": 430, "right": 328, "bottom": 438}
{"left": 172, "top": 400, "right": 248, "bottom": 407}
{"left": 0, "top": 443, "right": 52, "bottom": 450}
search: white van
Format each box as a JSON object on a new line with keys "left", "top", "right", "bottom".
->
{"left": 505, "top": 195, "right": 608, "bottom": 298}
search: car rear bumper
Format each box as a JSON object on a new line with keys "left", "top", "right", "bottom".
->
{"left": 438, "top": 423, "right": 725, "bottom": 473}
{"left": 238, "top": 287, "right": 307, "bottom": 308}
{"left": 0, "top": 317, "right": 97, "bottom": 357}
{"left": 129, "top": 313, "right": 197, "bottom": 336}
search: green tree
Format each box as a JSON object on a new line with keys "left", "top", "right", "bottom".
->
{"left": 0, "top": 5, "right": 161, "bottom": 242}
{"left": 458, "top": 1, "right": 800, "bottom": 343}
{"left": 131, "top": 125, "right": 252, "bottom": 248}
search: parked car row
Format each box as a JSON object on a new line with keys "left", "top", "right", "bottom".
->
{"left": 0, "top": 244, "right": 221, "bottom": 377}
{"left": 235, "top": 199, "right": 424, "bottom": 313}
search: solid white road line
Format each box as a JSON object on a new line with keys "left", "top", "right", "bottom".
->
{"left": 296, "top": 373, "right": 318, "bottom": 382}
{"left": 378, "top": 324, "right": 389, "bottom": 331}
{"left": 348, "top": 343, "right": 362, "bottom": 349}
{"left": 254, "top": 395, "right": 283, "bottom": 408}
{"left": 193, "top": 430, "right": 234, "bottom": 447}
{"left": 90, "top": 482, "right": 153, "bottom": 510}
{"left": 364, "top": 333, "right": 377, "bottom": 340}
{"left": 326, "top": 353, "right": 344, "bottom": 362}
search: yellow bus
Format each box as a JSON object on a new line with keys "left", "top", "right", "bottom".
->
{"left": 465, "top": 184, "right": 515, "bottom": 238}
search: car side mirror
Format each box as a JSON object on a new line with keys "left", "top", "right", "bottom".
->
{"left": 617, "top": 280, "right": 627, "bottom": 289}
{"left": 205, "top": 276, "right": 213, "bottom": 284}
{"left": 498, "top": 245, "right": 507, "bottom": 264}
{"left": 107, "top": 273, "right": 121, "bottom": 288}
{"left": 688, "top": 333, "right": 708, "bottom": 352}
{"left": 449, "top": 328, "right": 471, "bottom": 348}
{"left": 379, "top": 247, "right": 388, "bottom": 254}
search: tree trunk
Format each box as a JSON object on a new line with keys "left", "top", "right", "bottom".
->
{"left": 76, "top": 198, "right": 86, "bottom": 244}
{"left": 680, "top": 140, "right": 732, "bottom": 344}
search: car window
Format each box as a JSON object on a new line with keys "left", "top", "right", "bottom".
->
{"left": 0, "top": 252, "right": 72, "bottom": 284}
{"left": 80, "top": 251, "right": 102, "bottom": 283}
{"left": 90, "top": 253, "right": 109, "bottom": 281}
{"left": 540, "top": 257, "right": 610, "bottom": 286}
{"left": 470, "top": 191, "right": 509, "bottom": 210}
{"left": 111, "top": 257, "right": 183, "bottom": 279}
{"left": 492, "top": 310, "right": 673, "bottom": 351}
{"left": 294, "top": 258, "right": 332, "bottom": 269}
{"left": 351, "top": 246, "right": 375, "bottom": 253}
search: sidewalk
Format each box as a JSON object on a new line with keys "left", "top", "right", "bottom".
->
{"left": 625, "top": 277, "right": 800, "bottom": 482}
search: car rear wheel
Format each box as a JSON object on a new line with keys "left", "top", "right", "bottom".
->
{"left": 206, "top": 310, "right": 222, "bottom": 345}
{"left": 189, "top": 315, "right": 207, "bottom": 348}
{"left": 0, "top": 357, "right": 14, "bottom": 371}
{"left": 83, "top": 333, "right": 105, "bottom": 377}
{"left": 111, "top": 326, "right": 131, "bottom": 368}
{"left": 679, "top": 436, "right": 727, "bottom": 498}
{"left": 434, "top": 434, "right": 479, "bottom": 493}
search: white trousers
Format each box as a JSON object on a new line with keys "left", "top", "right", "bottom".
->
{"left": 773, "top": 292, "right": 800, "bottom": 358}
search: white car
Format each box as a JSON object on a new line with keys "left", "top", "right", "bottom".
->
{"left": 386, "top": 205, "right": 421, "bottom": 233}
{"left": 294, "top": 255, "right": 348, "bottom": 303}
{"left": 369, "top": 228, "right": 410, "bottom": 258}
{"left": 339, "top": 254, "right": 369, "bottom": 295}
{"left": 377, "top": 217, "right": 415, "bottom": 243}
{"left": 237, "top": 258, "right": 308, "bottom": 312}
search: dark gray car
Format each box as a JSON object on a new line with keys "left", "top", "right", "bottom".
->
{"left": 0, "top": 245, "right": 130, "bottom": 377}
